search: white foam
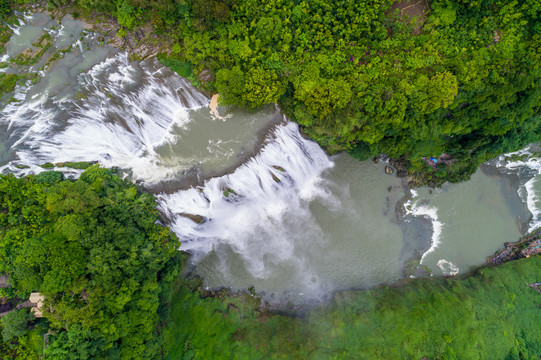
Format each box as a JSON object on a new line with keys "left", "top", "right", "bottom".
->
{"left": 436, "top": 259, "right": 459, "bottom": 276}
{"left": 3, "top": 52, "right": 209, "bottom": 182}
{"left": 496, "top": 147, "right": 541, "bottom": 232}
{"left": 404, "top": 190, "right": 444, "bottom": 263}
{"left": 157, "top": 121, "right": 335, "bottom": 281}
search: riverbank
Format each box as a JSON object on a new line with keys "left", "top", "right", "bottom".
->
{"left": 6, "top": 3, "right": 535, "bottom": 189}
{"left": 15, "top": 1, "right": 173, "bottom": 61}
{"left": 488, "top": 229, "right": 541, "bottom": 265}
{"left": 1, "top": 9, "right": 535, "bottom": 303}
{"left": 166, "top": 253, "right": 541, "bottom": 359}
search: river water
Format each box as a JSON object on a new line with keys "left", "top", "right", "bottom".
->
{"left": 1, "top": 13, "right": 538, "bottom": 304}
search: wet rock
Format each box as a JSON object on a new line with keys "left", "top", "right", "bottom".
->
{"left": 180, "top": 213, "right": 206, "bottom": 224}
{"left": 271, "top": 172, "right": 280, "bottom": 183}
{"left": 385, "top": 165, "right": 394, "bottom": 174}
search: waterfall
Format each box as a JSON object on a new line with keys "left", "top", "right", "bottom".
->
{"left": 1, "top": 53, "right": 209, "bottom": 181}
{"left": 158, "top": 122, "right": 340, "bottom": 298}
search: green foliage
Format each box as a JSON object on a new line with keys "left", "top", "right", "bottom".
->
{"left": 348, "top": 141, "right": 378, "bottom": 161}
{"left": 216, "top": 66, "right": 286, "bottom": 108}
{"left": 116, "top": 0, "right": 143, "bottom": 30}
{"left": 35, "top": 170, "right": 63, "bottom": 184}
{"left": 0, "top": 73, "right": 26, "bottom": 96}
{"left": 47, "top": 0, "right": 71, "bottom": 9}
{"left": 0, "top": 0, "right": 10, "bottom": 19}
{"left": 190, "top": 0, "right": 235, "bottom": 30}
{"left": 0, "top": 166, "right": 181, "bottom": 359}
{"left": 166, "top": 257, "right": 541, "bottom": 359}
{"left": 158, "top": 55, "right": 194, "bottom": 79}
{"left": 1, "top": 309, "right": 34, "bottom": 342}
{"left": 76, "top": 0, "right": 116, "bottom": 12}
{"left": 125, "top": 0, "right": 541, "bottom": 183}
{"left": 57, "top": 161, "right": 95, "bottom": 170}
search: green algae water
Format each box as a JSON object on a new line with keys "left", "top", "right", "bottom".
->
{"left": 166, "top": 256, "right": 541, "bottom": 359}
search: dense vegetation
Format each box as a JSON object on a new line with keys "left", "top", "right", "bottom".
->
{"left": 0, "top": 167, "right": 181, "bottom": 359}
{"left": 8, "top": 0, "right": 538, "bottom": 184}
{"left": 1, "top": 170, "right": 538, "bottom": 359}
{"left": 167, "top": 257, "right": 541, "bottom": 359}
{"left": 2, "top": 1, "right": 540, "bottom": 183}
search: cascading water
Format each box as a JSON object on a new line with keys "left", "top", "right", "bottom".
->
{"left": 158, "top": 125, "right": 407, "bottom": 302}
{"left": 159, "top": 122, "right": 340, "bottom": 300}
{"left": 2, "top": 53, "right": 206, "bottom": 179}
{"left": 0, "top": 11, "right": 537, "bottom": 306}
{"left": 1, "top": 16, "right": 278, "bottom": 182}
{"left": 494, "top": 146, "right": 541, "bottom": 232}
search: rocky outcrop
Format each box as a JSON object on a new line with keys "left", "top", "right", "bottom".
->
{"left": 180, "top": 213, "right": 206, "bottom": 224}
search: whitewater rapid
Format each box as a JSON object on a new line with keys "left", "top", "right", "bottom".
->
{"left": 495, "top": 147, "right": 541, "bottom": 232}
{"left": 1, "top": 52, "right": 209, "bottom": 181}
{"left": 158, "top": 122, "right": 335, "bottom": 277}
{"left": 403, "top": 189, "right": 444, "bottom": 264}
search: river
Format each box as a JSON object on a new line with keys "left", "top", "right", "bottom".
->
{"left": 0, "top": 12, "right": 538, "bottom": 305}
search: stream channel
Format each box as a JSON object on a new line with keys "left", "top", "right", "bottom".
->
{"left": 1, "top": 13, "right": 539, "bottom": 306}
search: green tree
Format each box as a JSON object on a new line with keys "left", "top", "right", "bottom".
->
{"left": 1, "top": 309, "right": 34, "bottom": 342}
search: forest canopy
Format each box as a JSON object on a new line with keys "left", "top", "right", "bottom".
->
{"left": 0, "top": 167, "right": 181, "bottom": 359}
{"left": 5, "top": 0, "right": 541, "bottom": 183}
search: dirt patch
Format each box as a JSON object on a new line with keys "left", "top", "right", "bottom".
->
{"left": 387, "top": 0, "right": 429, "bottom": 35}
{"left": 210, "top": 94, "right": 232, "bottom": 121}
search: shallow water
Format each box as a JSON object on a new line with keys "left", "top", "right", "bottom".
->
{"left": 493, "top": 146, "right": 541, "bottom": 232}
{"left": 5, "top": 13, "right": 52, "bottom": 58}
{"left": 408, "top": 169, "right": 527, "bottom": 276}
{"left": 52, "top": 16, "right": 85, "bottom": 50}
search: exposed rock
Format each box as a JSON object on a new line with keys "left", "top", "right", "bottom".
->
{"left": 26, "top": 2, "right": 174, "bottom": 61}
{"left": 271, "top": 172, "right": 280, "bottom": 183}
{"left": 494, "top": 30, "right": 501, "bottom": 43}
{"left": 0, "top": 275, "right": 10, "bottom": 288}
{"left": 385, "top": 165, "right": 394, "bottom": 174}
{"left": 198, "top": 70, "right": 213, "bottom": 84}
{"left": 29, "top": 292, "right": 45, "bottom": 317}
{"left": 179, "top": 213, "right": 206, "bottom": 224}
{"left": 210, "top": 94, "right": 232, "bottom": 122}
